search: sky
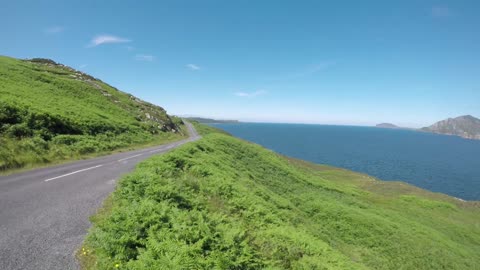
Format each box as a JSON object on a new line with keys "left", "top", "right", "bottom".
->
{"left": 1, "top": 0, "right": 479, "bottom": 127}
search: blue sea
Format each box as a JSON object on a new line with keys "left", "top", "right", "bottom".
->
{"left": 212, "top": 123, "right": 480, "bottom": 201}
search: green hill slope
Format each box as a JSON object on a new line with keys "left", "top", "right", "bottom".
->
{"left": 81, "top": 124, "right": 480, "bottom": 270}
{"left": 0, "top": 56, "right": 185, "bottom": 171}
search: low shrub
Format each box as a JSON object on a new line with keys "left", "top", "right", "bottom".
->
{"left": 6, "top": 123, "right": 33, "bottom": 138}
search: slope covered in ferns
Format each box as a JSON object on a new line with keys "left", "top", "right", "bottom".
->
{"left": 81, "top": 124, "right": 480, "bottom": 269}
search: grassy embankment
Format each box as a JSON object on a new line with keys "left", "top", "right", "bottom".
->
{"left": 80, "top": 123, "right": 480, "bottom": 269}
{"left": 0, "top": 56, "right": 187, "bottom": 173}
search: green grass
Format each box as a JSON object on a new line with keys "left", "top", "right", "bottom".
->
{"left": 81, "top": 125, "right": 480, "bottom": 269}
{"left": 0, "top": 55, "right": 186, "bottom": 172}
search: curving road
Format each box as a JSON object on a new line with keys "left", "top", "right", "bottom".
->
{"left": 0, "top": 122, "right": 200, "bottom": 270}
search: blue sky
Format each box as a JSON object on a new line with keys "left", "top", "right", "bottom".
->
{"left": 1, "top": 0, "right": 479, "bottom": 127}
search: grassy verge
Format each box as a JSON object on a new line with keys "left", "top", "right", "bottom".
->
{"left": 0, "top": 125, "right": 188, "bottom": 176}
{"left": 0, "top": 126, "right": 188, "bottom": 175}
{"left": 80, "top": 125, "right": 480, "bottom": 269}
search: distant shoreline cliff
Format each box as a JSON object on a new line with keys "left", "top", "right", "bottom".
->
{"left": 185, "top": 117, "right": 239, "bottom": 124}
{"left": 421, "top": 115, "right": 480, "bottom": 140}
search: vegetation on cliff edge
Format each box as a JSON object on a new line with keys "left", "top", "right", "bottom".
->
{"left": 80, "top": 124, "right": 480, "bottom": 269}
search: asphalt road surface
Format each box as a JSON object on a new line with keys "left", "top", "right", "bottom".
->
{"left": 0, "top": 122, "right": 200, "bottom": 270}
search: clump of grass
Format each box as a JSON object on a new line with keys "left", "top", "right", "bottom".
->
{"left": 83, "top": 126, "right": 480, "bottom": 269}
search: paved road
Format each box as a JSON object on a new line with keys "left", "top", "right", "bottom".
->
{"left": 0, "top": 122, "right": 200, "bottom": 270}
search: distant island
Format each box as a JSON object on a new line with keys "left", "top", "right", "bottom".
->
{"left": 185, "top": 117, "right": 239, "bottom": 124}
{"left": 376, "top": 123, "right": 399, "bottom": 129}
{"left": 421, "top": 115, "right": 480, "bottom": 140}
{"left": 376, "top": 116, "right": 480, "bottom": 140}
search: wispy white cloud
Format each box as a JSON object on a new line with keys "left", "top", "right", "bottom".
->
{"left": 431, "top": 6, "right": 452, "bottom": 17}
{"left": 234, "top": 90, "right": 267, "bottom": 98}
{"left": 186, "top": 64, "right": 201, "bottom": 70}
{"left": 125, "top": 46, "right": 135, "bottom": 51}
{"left": 285, "top": 62, "right": 334, "bottom": 79}
{"left": 79, "top": 64, "right": 87, "bottom": 69}
{"left": 44, "top": 26, "right": 65, "bottom": 34}
{"left": 88, "top": 35, "right": 131, "bottom": 47}
{"left": 265, "top": 61, "right": 335, "bottom": 81}
{"left": 135, "top": 54, "right": 155, "bottom": 61}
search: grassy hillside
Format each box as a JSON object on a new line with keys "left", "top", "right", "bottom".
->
{"left": 80, "top": 124, "right": 480, "bottom": 270}
{"left": 0, "top": 56, "right": 186, "bottom": 172}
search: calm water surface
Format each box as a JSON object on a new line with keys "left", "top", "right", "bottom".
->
{"left": 212, "top": 123, "right": 480, "bottom": 201}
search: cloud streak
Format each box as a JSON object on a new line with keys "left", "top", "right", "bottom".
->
{"left": 88, "top": 35, "right": 131, "bottom": 47}
{"left": 264, "top": 61, "right": 335, "bottom": 82}
{"left": 285, "top": 62, "right": 334, "bottom": 79}
{"left": 135, "top": 54, "right": 155, "bottom": 61}
{"left": 431, "top": 6, "right": 452, "bottom": 17}
{"left": 186, "top": 64, "right": 201, "bottom": 70}
{"left": 234, "top": 90, "right": 267, "bottom": 98}
{"left": 44, "top": 26, "right": 64, "bottom": 34}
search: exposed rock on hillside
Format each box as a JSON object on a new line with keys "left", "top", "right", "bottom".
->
{"left": 422, "top": 115, "right": 480, "bottom": 140}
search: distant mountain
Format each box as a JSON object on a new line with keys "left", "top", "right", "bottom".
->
{"left": 422, "top": 115, "right": 480, "bottom": 140}
{"left": 185, "top": 117, "right": 239, "bottom": 124}
{"left": 376, "top": 123, "right": 399, "bottom": 129}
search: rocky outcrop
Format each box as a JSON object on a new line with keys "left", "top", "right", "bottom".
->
{"left": 422, "top": 115, "right": 480, "bottom": 140}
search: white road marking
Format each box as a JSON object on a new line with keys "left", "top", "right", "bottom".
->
{"left": 44, "top": 165, "right": 104, "bottom": 182}
{"left": 117, "top": 154, "right": 142, "bottom": 162}
{"left": 149, "top": 148, "right": 166, "bottom": 153}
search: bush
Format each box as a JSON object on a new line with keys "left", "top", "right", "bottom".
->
{"left": 0, "top": 102, "right": 23, "bottom": 126}
{"left": 52, "top": 135, "right": 84, "bottom": 145}
{"left": 72, "top": 139, "right": 102, "bottom": 155}
{"left": 6, "top": 123, "right": 33, "bottom": 138}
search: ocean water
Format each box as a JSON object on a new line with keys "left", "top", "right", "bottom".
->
{"left": 212, "top": 123, "right": 480, "bottom": 201}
